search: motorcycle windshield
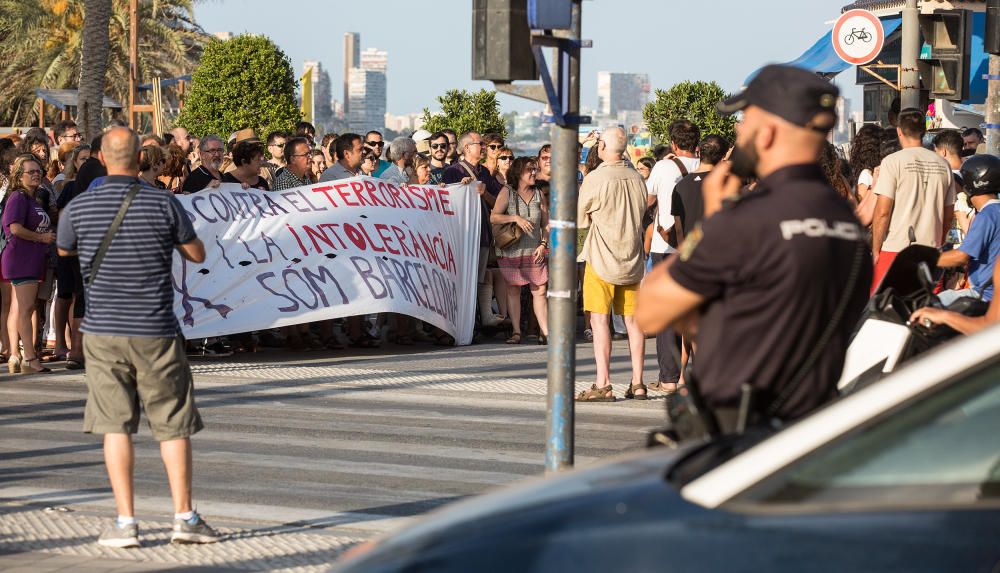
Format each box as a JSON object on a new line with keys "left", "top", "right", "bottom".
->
{"left": 873, "top": 244, "right": 940, "bottom": 298}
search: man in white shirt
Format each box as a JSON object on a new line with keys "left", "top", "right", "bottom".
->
{"left": 644, "top": 119, "right": 700, "bottom": 392}
{"left": 871, "top": 108, "right": 955, "bottom": 292}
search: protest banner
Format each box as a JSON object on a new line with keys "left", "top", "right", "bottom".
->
{"left": 171, "top": 178, "right": 482, "bottom": 345}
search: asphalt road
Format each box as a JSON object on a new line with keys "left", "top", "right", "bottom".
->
{"left": 0, "top": 336, "right": 668, "bottom": 571}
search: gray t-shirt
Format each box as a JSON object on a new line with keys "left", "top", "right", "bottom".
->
{"left": 57, "top": 175, "right": 197, "bottom": 337}
{"left": 319, "top": 161, "right": 358, "bottom": 182}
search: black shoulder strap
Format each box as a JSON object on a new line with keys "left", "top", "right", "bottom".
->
{"left": 88, "top": 183, "right": 141, "bottom": 287}
{"left": 670, "top": 157, "right": 689, "bottom": 178}
{"left": 766, "top": 240, "right": 867, "bottom": 417}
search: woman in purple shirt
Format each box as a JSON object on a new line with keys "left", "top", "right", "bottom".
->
{"left": 2, "top": 154, "right": 56, "bottom": 374}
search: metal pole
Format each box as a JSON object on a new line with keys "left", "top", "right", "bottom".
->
{"left": 900, "top": 0, "right": 921, "bottom": 110}
{"left": 987, "top": 55, "right": 1000, "bottom": 156}
{"left": 128, "top": 0, "right": 138, "bottom": 129}
{"left": 545, "top": 0, "right": 581, "bottom": 474}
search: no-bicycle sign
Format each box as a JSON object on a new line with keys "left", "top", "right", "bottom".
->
{"left": 832, "top": 9, "right": 885, "bottom": 66}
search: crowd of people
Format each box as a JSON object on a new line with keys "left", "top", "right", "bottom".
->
{"left": 2, "top": 80, "right": 998, "bottom": 419}
{"left": 0, "top": 117, "right": 570, "bottom": 371}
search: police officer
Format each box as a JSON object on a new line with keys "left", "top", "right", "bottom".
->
{"left": 635, "top": 65, "right": 872, "bottom": 435}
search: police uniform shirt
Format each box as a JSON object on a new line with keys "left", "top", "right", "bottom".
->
{"left": 669, "top": 164, "right": 872, "bottom": 420}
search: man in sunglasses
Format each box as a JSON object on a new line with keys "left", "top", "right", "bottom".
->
{"left": 442, "top": 131, "right": 506, "bottom": 330}
{"left": 428, "top": 131, "right": 450, "bottom": 184}
{"left": 262, "top": 131, "right": 289, "bottom": 188}
{"left": 364, "top": 131, "right": 391, "bottom": 177}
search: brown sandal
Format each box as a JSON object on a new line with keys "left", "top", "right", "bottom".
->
{"left": 624, "top": 382, "right": 648, "bottom": 400}
{"left": 575, "top": 384, "right": 615, "bottom": 402}
{"left": 506, "top": 333, "right": 522, "bottom": 344}
{"left": 649, "top": 380, "right": 678, "bottom": 392}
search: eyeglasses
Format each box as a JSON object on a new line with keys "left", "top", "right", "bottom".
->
{"left": 204, "top": 148, "right": 224, "bottom": 154}
{"left": 527, "top": 168, "right": 539, "bottom": 174}
{"left": 365, "top": 140, "right": 385, "bottom": 147}
{"left": 291, "top": 152, "right": 311, "bottom": 158}
{"left": 63, "top": 133, "right": 81, "bottom": 141}
{"left": 499, "top": 156, "right": 514, "bottom": 161}
{"left": 430, "top": 143, "right": 449, "bottom": 150}
{"left": 22, "top": 169, "right": 42, "bottom": 175}
{"left": 487, "top": 144, "right": 504, "bottom": 150}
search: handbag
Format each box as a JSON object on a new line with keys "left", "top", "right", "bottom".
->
{"left": 492, "top": 185, "right": 524, "bottom": 251}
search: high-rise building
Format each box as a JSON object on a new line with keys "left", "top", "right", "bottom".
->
{"left": 343, "top": 33, "right": 360, "bottom": 116}
{"left": 360, "top": 48, "right": 388, "bottom": 72}
{"left": 596, "top": 72, "right": 651, "bottom": 117}
{"left": 348, "top": 68, "right": 387, "bottom": 133}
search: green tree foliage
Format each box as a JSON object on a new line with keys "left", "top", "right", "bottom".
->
{"left": 643, "top": 81, "right": 736, "bottom": 144}
{"left": 0, "top": 0, "right": 207, "bottom": 126}
{"left": 420, "top": 89, "right": 506, "bottom": 139}
{"left": 177, "top": 34, "right": 300, "bottom": 139}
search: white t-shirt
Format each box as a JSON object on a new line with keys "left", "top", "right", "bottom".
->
{"left": 857, "top": 169, "right": 873, "bottom": 189}
{"left": 647, "top": 155, "right": 700, "bottom": 254}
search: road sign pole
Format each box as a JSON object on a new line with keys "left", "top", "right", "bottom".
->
{"left": 545, "top": 0, "right": 581, "bottom": 475}
{"left": 901, "top": 0, "right": 921, "bottom": 109}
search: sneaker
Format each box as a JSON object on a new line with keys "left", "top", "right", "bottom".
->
{"left": 98, "top": 522, "right": 140, "bottom": 548}
{"left": 171, "top": 513, "right": 222, "bottom": 544}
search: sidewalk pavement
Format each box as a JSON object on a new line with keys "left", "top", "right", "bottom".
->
{"left": 0, "top": 500, "right": 361, "bottom": 572}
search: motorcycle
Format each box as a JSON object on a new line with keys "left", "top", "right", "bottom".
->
{"left": 837, "top": 243, "right": 988, "bottom": 394}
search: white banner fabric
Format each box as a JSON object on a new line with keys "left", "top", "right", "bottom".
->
{"left": 171, "top": 178, "right": 481, "bottom": 345}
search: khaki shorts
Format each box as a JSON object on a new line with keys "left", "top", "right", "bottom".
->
{"left": 83, "top": 334, "right": 203, "bottom": 441}
{"left": 583, "top": 264, "right": 638, "bottom": 316}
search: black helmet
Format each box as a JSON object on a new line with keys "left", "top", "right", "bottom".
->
{"left": 960, "top": 154, "right": 1000, "bottom": 196}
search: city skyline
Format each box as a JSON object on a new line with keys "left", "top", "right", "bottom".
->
{"left": 193, "top": 0, "right": 860, "bottom": 118}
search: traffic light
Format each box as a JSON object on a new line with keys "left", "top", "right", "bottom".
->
{"left": 472, "top": 0, "right": 538, "bottom": 82}
{"left": 918, "top": 9, "right": 972, "bottom": 101}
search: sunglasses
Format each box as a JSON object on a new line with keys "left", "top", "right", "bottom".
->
{"left": 499, "top": 156, "right": 514, "bottom": 161}
{"left": 430, "top": 143, "right": 448, "bottom": 150}
{"left": 487, "top": 144, "right": 504, "bottom": 150}
{"left": 366, "top": 141, "right": 385, "bottom": 147}
{"left": 204, "top": 148, "right": 224, "bottom": 154}
{"left": 270, "top": 142, "right": 285, "bottom": 148}
{"left": 527, "top": 168, "right": 539, "bottom": 174}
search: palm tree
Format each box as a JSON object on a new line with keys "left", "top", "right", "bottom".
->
{"left": 0, "top": 0, "right": 209, "bottom": 128}
{"left": 78, "top": 0, "right": 112, "bottom": 140}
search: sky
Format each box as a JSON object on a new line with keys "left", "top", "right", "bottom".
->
{"left": 192, "top": 0, "right": 862, "bottom": 116}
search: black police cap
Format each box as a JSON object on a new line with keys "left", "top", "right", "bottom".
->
{"left": 718, "top": 65, "right": 840, "bottom": 132}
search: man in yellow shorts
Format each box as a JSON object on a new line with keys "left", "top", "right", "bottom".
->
{"left": 576, "top": 127, "right": 649, "bottom": 402}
